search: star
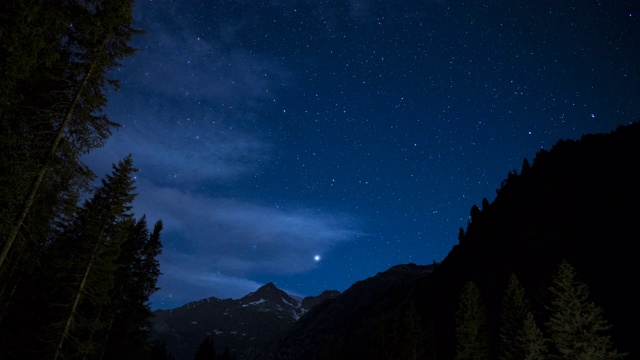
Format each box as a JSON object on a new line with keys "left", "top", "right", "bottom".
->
{"left": 81, "top": 0, "right": 640, "bottom": 310}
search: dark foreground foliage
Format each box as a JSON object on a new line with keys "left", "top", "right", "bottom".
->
{"left": 0, "top": 1, "right": 164, "bottom": 359}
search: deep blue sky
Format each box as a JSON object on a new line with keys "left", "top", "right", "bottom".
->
{"left": 85, "top": 0, "right": 640, "bottom": 310}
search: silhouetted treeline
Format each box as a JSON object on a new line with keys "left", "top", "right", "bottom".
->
{"left": 418, "top": 121, "right": 640, "bottom": 359}
{"left": 0, "top": 1, "right": 164, "bottom": 359}
{"left": 259, "top": 121, "right": 640, "bottom": 359}
{"left": 453, "top": 261, "right": 624, "bottom": 359}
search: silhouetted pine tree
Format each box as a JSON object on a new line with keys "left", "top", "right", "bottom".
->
{"left": 469, "top": 205, "right": 481, "bottom": 223}
{"left": 0, "top": 1, "right": 141, "bottom": 343}
{"left": 100, "top": 216, "right": 163, "bottom": 360}
{"left": 43, "top": 155, "right": 138, "bottom": 360}
{"left": 521, "top": 158, "right": 531, "bottom": 174}
{"left": 455, "top": 281, "right": 489, "bottom": 360}
{"left": 519, "top": 312, "right": 547, "bottom": 360}
{"left": 481, "top": 198, "right": 490, "bottom": 211}
{"left": 498, "top": 274, "right": 533, "bottom": 359}
{"left": 458, "top": 227, "right": 466, "bottom": 244}
{"left": 0, "top": 0, "right": 141, "bottom": 271}
{"left": 545, "top": 260, "right": 625, "bottom": 360}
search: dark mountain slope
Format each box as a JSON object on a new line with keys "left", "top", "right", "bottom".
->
{"left": 150, "top": 283, "right": 340, "bottom": 360}
{"left": 262, "top": 263, "right": 435, "bottom": 359}
{"left": 261, "top": 121, "right": 640, "bottom": 359}
{"left": 421, "top": 121, "right": 640, "bottom": 359}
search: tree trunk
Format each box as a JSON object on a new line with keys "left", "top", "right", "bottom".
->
{"left": 0, "top": 43, "right": 103, "bottom": 270}
{"left": 98, "top": 314, "right": 116, "bottom": 360}
{"left": 53, "top": 222, "right": 107, "bottom": 360}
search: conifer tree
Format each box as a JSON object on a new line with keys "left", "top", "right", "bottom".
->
{"left": 469, "top": 205, "right": 481, "bottom": 222}
{"left": 100, "top": 217, "right": 163, "bottom": 360}
{"left": 455, "top": 281, "right": 489, "bottom": 360}
{"left": 521, "top": 158, "right": 531, "bottom": 174}
{"left": 458, "top": 227, "right": 466, "bottom": 244}
{"left": 46, "top": 155, "right": 138, "bottom": 360}
{"left": 545, "top": 260, "right": 625, "bottom": 360}
{"left": 519, "top": 313, "right": 547, "bottom": 360}
{"left": 0, "top": 0, "right": 142, "bottom": 270}
{"left": 498, "top": 273, "right": 547, "bottom": 359}
{"left": 498, "top": 274, "right": 531, "bottom": 359}
{"left": 481, "top": 197, "right": 490, "bottom": 211}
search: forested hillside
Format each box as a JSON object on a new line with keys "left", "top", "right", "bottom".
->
{"left": 262, "top": 121, "right": 640, "bottom": 359}
{"left": 0, "top": 1, "right": 164, "bottom": 359}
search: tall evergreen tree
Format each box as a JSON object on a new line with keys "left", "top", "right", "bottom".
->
{"left": 43, "top": 155, "right": 138, "bottom": 360}
{"left": 0, "top": 0, "right": 142, "bottom": 270}
{"left": 545, "top": 260, "right": 625, "bottom": 360}
{"left": 469, "top": 205, "right": 481, "bottom": 222}
{"left": 455, "top": 281, "right": 489, "bottom": 360}
{"left": 481, "top": 197, "right": 490, "bottom": 211}
{"left": 458, "top": 227, "right": 466, "bottom": 244}
{"left": 100, "top": 217, "right": 163, "bottom": 360}
{"left": 521, "top": 158, "right": 531, "bottom": 174}
{"left": 498, "top": 274, "right": 532, "bottom": 359}
{"left": 519, "top": 312, "right": 547, "bottom": 360}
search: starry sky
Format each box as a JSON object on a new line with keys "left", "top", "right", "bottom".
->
{"left": 84, "top": 0, "right": 640, "bottom": 310}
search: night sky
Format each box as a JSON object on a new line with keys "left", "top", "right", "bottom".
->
{"left": 84, "top": 0, "right": 640, "bottom": 310}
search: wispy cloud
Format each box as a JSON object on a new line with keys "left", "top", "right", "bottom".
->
{"left": 133, "top": 179, "right": 361, "bottom": 308}
{"left": 85, "top": 123, "right": 270, "bottom": 188}
{"left": 85, "top": 0, "right": 364, "bottom": 309}
{"left": 124, "top": 3, "right": 291, "bottom": 104}
{"left": 134, "top": 179, "right": 361, "bottom": 273}
{"left": 91, "top": 4, "right": 283, "bottom": 186}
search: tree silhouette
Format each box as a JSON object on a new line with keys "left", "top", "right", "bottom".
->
{"left": 498, "top": 274, "right": 545, "bottom": 360}
{"left": 0, "top": 0, "right": 141, "bottom": 270}
{"left": 49, "top": 155, "right": 138, "bottom": 360}
{"left": 455, "top": 281, "right": 489, "bottom": 360}
{"left": 469, "top": 205, "right": 481, "bottom": 222}
{"left": 458, "top": 227, "right": 466, "bottom": 244}
{"left": 519, "top": 313, "right": 547, "bottom": 360}
{"left": 545, "top": 260, "right": 625, "bottom": 360}
{"left": 481, "top": 198, "right": 490, "bottom": 211}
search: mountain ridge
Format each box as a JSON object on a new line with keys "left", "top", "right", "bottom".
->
{"left": 150, "top": 282, "right": 341, "bottom": 360}
{"left": 258, "top": 121, "right": 640, "bottom": 359}
{"left": 152, "top": 122, "right": 640, "bottom": 360}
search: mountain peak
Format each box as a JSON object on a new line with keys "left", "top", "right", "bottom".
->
{"left": 258, "top": 282, "right": 278, "bottom": 291}
{"left": 240, "top": 282, "right": 298, "bottom": 308}
{"left": 251, "top": 282, "right": 283, "bottom": 298}
{"left": 151, "top": 284, "right": 341, "bottom": 360}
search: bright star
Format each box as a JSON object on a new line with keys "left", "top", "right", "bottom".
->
{"left": 314, "top": 255, "right": 321, "bottom": 262}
